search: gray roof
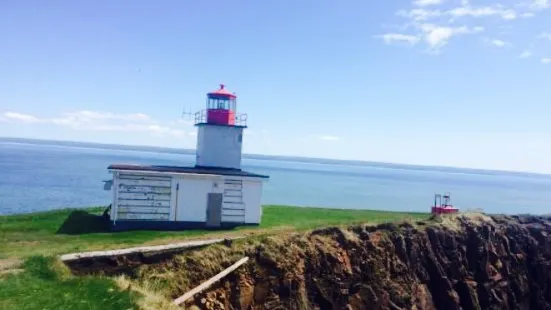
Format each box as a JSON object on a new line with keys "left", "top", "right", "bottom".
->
{"left": 107, "top": 164, "right": 269, "bottom": 179}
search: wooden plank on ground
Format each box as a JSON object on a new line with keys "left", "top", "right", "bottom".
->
{"left": 59, "top": 237, "right": 243, "bottom": 262}
{"left": 173, "top": 257, "right": 250, "bottom": 306}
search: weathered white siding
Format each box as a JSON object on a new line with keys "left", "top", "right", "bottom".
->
{"left": 175, "top": 175, "right": 224, "bottom": 222}
{"left": 113, "top": 173, "right": 173, "bottom": 221}
{"left": 110, "top": 170, "right": 265, "bottom": 226}
{"left": 242, "top": 180, "right": 263, "bottom": 224}
{"left": 196, "top": 125, "right": 244, "bottom": 169}
{"left": 174, "top": 175, "right": 263, "bottom": 225}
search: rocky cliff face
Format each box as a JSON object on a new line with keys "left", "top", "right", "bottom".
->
{"left": 132, "top": 214, "right": 551, "bottom": 310}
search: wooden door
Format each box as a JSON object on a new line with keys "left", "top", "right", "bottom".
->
{"left": 206, "top": 193, "right": 223, "bottom": 227}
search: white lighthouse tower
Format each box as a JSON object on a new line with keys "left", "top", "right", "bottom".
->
{"left": 105, "top": 84, "right": 268, "bottom": 231}
{"left": 195, "top": 84, "right": 246, "bottom": 170}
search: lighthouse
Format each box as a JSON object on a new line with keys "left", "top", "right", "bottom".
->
{"left": 104, "top": 84, "right": 269, "bottom": 231}
{"left": 195, "top": 84, "right": 246, "bottom": 170}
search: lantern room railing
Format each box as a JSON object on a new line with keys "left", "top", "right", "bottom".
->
{"left": 194, "top": 110, "right": 248, "bottom": 126}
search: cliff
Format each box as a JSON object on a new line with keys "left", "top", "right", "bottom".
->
{"left": 70, "top": 213, "right": 551, "bottom": 310}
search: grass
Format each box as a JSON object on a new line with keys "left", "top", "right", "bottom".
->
{"left": 0, "top": 205, "right": 428, "bottom": 310}
{"left": 0, "top": 205, "right": 428, "bottom": 259}
{"left": 0, "top": 256, "right": 137, "bottom": 310}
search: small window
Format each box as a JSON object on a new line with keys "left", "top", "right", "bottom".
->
{"left": 238, "top": 134, "right": 243, "bottom": 143}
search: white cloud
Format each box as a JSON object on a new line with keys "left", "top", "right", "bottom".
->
{"left": 539, "top": 32, "right": 551, "bottom": 40}
{"left": 521, "top": 12, "right": 535, "bottom": 17}
{"left": 1, "top": 110, "right": 189, "bottom": 137}
{"left": 418, "top": 24, "right": 483, "bottom": 51}
{"left": 397, "top": 5, "right": 518, "bottom": 23}
{"left": 448, "top": 6, "right": 517, "bottom": 20}
{"left": 397, "top": 9, "right": 442, "bottom": 21}
{"left": 2, "top": 112, "right": 41, "bottom": 123}
{"left": 319, "top": 135, "right": 340, "bottom": 141}
{"left": 530, "top": 0, "right": 550, "bottom": 10}
{"left": 487, "top": 39, "right": 511, "bottom": 47}
{"left": 414, "top": 0, "right": 443, "bottom": 7}
{"left": 518, "top": 50, "right": 533, "bottom": 58}
{"left": 54, "top": 110, "right": 151, "bottom": 123}
{"left": 378, "top": 33, "right": 420, "bottom": 45}
{"left": 542, "top": 58, "right": 551, "bottom": 64}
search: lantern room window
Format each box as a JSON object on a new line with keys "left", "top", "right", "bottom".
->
{"left": 207, "top": 98, "right": 236, "bottom": 111}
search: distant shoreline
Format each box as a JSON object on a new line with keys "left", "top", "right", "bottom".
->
{"left": 1, "top": 136, "right": 550, "bottom": 179}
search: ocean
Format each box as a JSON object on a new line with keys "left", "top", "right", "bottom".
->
{"left": 1, "top": 138, "right": 550, "bottom": 215}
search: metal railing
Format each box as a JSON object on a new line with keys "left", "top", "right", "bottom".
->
{"left": 194, "top": 110, "right": 248, "bottom": 126}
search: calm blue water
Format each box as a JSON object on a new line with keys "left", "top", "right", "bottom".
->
{"left": 1, "top": 140, "right": 550, "bottom": 215}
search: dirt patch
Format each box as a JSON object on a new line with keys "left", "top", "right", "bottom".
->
{"left": 0, "top": 258, "right": 22, "bottom": 271}
{"left": 0, "top": 258, "right": 23, "bottom": 277}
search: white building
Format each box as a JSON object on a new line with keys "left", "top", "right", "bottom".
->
{"left": 104, "top": 85, "right": 269, "bottom": 231}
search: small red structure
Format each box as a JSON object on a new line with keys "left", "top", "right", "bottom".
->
{"left": 431, "top": 192, "right": 459, "bottom": 215}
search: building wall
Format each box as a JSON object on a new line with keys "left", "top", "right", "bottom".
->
{"left": 242, "top": 180, "right": 263, "bottom": 224}
{"left": 196, "top": 125, "right": 244, "bottom": 169}
{"left": 174, "top": 174, "right": 263, "bottom": 225}
{"left": 110, "top": 170, "right": 264, "bottom": 226}
{"left": 112, "top": 172, "right": 173, "bottom": 221}
{"left": 175, "top": 175, "right": 224, "bottom": 222}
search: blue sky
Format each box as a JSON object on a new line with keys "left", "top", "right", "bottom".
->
{"left": 1, "top": 0, "right": 550, "bottom": 173}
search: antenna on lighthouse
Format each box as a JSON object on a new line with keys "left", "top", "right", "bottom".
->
{"left": 181, "top": 106, "right": 194, "bottom": 120}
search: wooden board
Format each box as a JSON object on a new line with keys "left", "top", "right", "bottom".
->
{"left": 221, "top": 208, "right": 246, "bottom": 216}
{"left": 117, "top": 192, "right": 171, "bottom": 201}
{"left": 119, "top": 174, "right": 172, "bottom": 181}
{"left": 117, "top": 199, "right": 170, "bottom": 207}
{"left": 117, "top": 206, "right": 171, "bottom": 214}
{"left": 117, "top": 213, "right": 170, "bottom": 220}
{"left": 173, "top": 257, "right": 249, "bottom": 306}
{"left": 118, "top": 185, "right": 172, "bottom": 194}
{"left": 59, "top": 237, "right": 243, "bottom": 262}
{"left": 118, "top": 179, "right": 171, "bottom": 187}
{"left": 222, "top": 202, "right": 245, "bottom": 210}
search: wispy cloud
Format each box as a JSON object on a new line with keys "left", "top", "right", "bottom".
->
{"left": 529, "top": 0, "right": 550, "bottom": 10}
{"left": 2, "top": 112, "right": 41, "bottom": 123}
{"left": 397, "top": 5, "right": 519, "bottom": 22}
{"left": 396, "top": 9, "right": 442, "bottom": 21}
{"left": 486, "top": 39, "right": 511, "bottom": 48}
{"left": 377, "top": 0, "right": 547, "bottom": 55}
{"left": 518, "top": 50, "right": 533, "bottom": 58}
{"left": 1, "top": 110, "right": 189, "bottom": 137}
{"left": 319, "top": 135, "right": 340, "bottom": 141}
{"left": 521, "top": 12, "right": 535, "bottom": 17}
{"left": 542, "top": 58, "right": 551, "bottom": 64}
{"left": 414, "top": 0, "right": 443, "bottom": 7}
{"left": 420, "top": 24, "right": 483, "bottom": 52}
{"left": 447, "top": 6, "right": 517, "bottom": 20}
{"left": 539, "top": 32, "right": 551, "bottom": 40}
{"left": 377, "top": 33, "right": 420, "bottom": 45}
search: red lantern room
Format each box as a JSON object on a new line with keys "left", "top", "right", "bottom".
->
{"left": 195, "top": 84, "right": 247, "bottom": 126}
{"left": 203, "top": 84, "right": 238, "bottom": 126}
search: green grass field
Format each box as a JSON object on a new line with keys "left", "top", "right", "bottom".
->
{"left": 0, "top": 205, "right": 428, "bottom": 310}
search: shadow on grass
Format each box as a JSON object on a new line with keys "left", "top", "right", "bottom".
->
{"left": 56, "top": 210, "right": 111, "bottom": 235}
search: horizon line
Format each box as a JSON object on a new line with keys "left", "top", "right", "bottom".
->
{"left": 1, "top": 136, "right": 550, "bottom": 178}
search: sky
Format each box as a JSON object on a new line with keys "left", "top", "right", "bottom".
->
{"left": 1, "top": 0, "right": 550, "bottom": 173}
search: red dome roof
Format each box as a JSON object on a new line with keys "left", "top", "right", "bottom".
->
{"left": 207, "top": 84, "right": 236, "bottom": 99}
